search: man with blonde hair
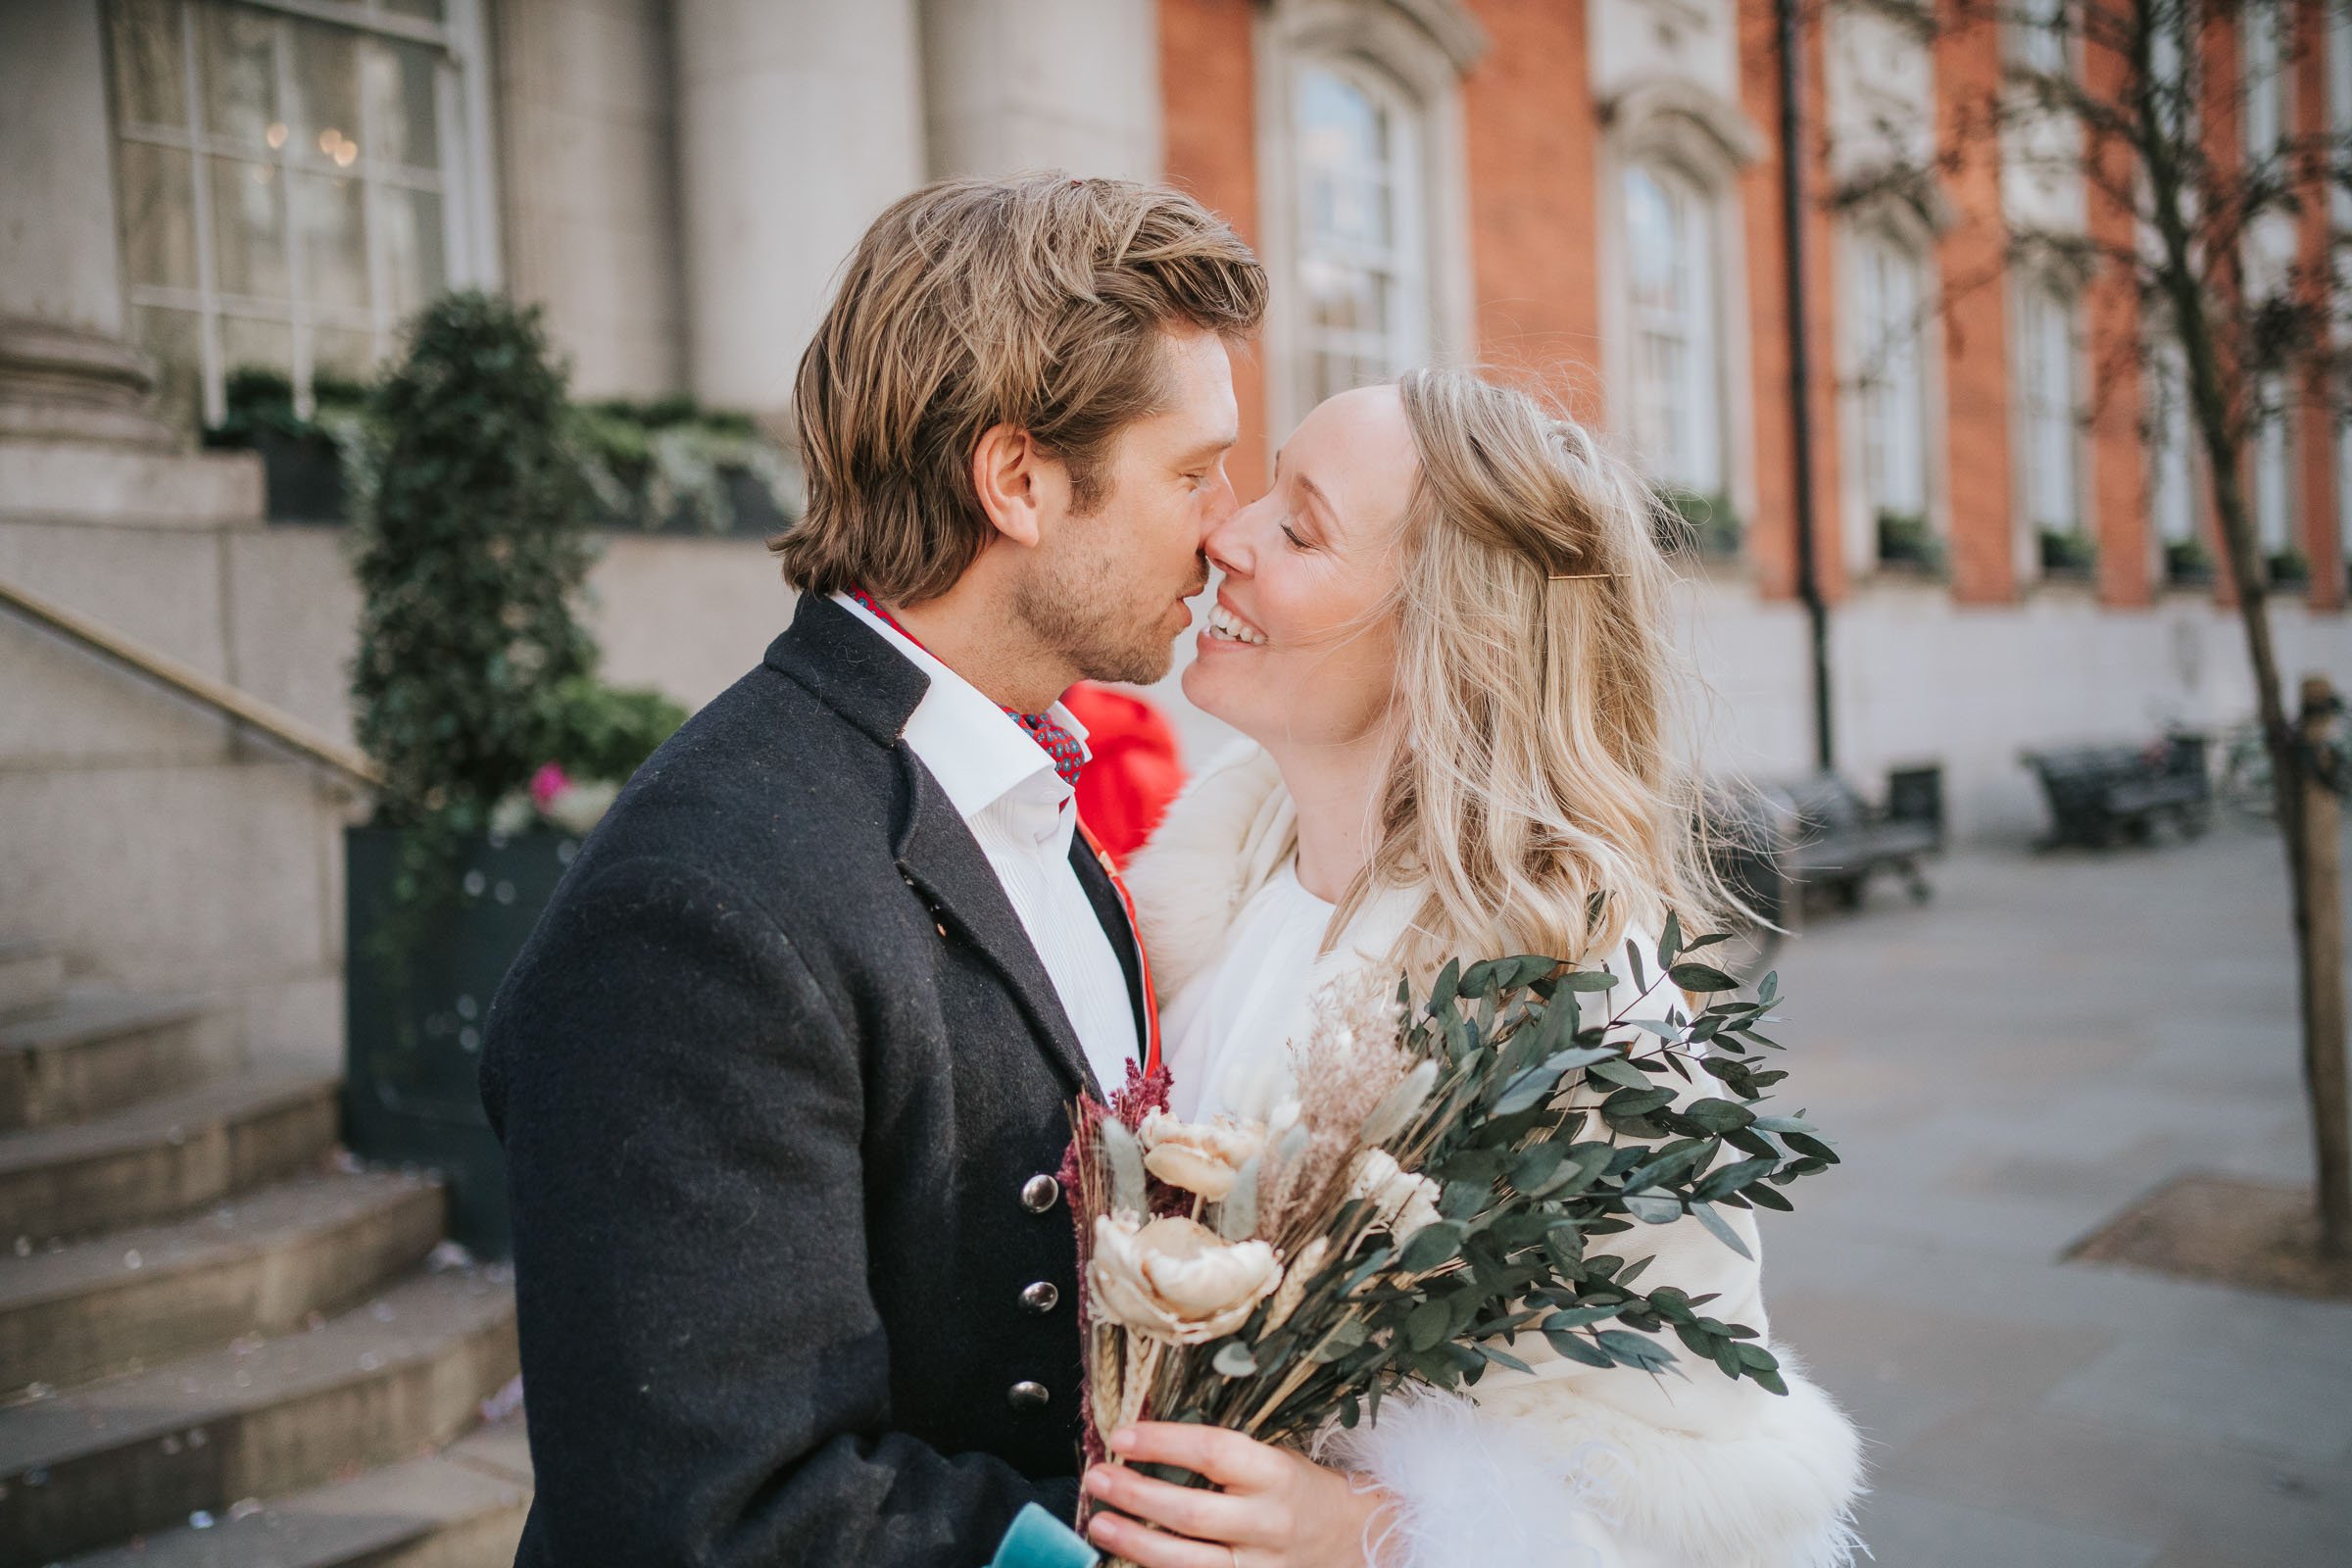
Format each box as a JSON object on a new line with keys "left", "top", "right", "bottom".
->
{"left": 481, "top": 172, "right": 1264, "bottom": 1565}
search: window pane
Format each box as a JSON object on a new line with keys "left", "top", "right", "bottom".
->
{"left": 312, "top": 324, "right": 381, "bottom": 385}
{"left": 365, "top": 38, "right": 443, "bottom": 171}
{"left": 291, "top": 172, "right": 368, "bottom": 312}
{"left": 119, "top": 141, "right": 199, "bottom": 289}
{"left": 1294, "top": 62, "right": 1415, "bottom": 389}
{"left": 382, "top": 0, "right": 448, "bottom": 21}
{"left": 197, "top": 1, "right": 280, "bottom": 151}
{"left": 380, "top": 185, "right": 447, "bottom": 318}
{"left": 109, "top": 0, "right": 187, "bottom": 127}
{"left": 288, "top": 17, "right": 363, "bottom": 170}
{"left": 210, "top": 156, "right": 288, "bottom": 300}
{"left": 130, "top": 305, "right": 204, "bottom": 434}
{"left": 220, "top": 313, "right": 291, "bottom": 379}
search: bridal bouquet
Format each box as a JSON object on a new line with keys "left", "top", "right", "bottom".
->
{"left": 1061, "top": 919, "right": 1838, "bottom": 1524}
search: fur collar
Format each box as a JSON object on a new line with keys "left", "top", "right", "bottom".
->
{"left": 1123, "top": 741, "right": 1296, "bottom": 1004}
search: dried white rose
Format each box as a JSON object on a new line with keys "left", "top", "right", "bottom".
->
{"left": 1346, "top": 1148, "right": 1444, "bottom": 1239}
{"left": 1088, "top": 1213, "right": 1283, "bottom": 1344}
{"left": 1137, "top": 1110, "right": 1267, "bottom": 1201}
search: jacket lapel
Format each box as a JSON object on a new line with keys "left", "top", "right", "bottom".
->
{"left": 1068, "top": 837, "right": 1147, "bottom": 1064}
{"left": 892, "top": 741, "right": 1102, "bottom": 1102}
{"left": 770, "top": 592, "right": 1104, "bottom": 1100}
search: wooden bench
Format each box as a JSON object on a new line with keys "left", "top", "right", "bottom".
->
{"left": 2020, "top": 733, "right": 2212, "bottom": 848}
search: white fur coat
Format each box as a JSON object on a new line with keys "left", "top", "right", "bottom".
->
{"left": 1122, "top": 744, "right": 1865, "bottom": 1568}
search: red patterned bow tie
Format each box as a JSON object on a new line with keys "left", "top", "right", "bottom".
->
{"left": 846, "top": 586, "right": 1086, "bottom": 787}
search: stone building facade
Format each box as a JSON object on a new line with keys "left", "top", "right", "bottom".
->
{"left": 4, "top": 0, "right": 2351, "bottom": 1055}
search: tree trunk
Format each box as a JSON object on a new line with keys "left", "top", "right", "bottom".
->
{"left": 2295, "top": 675, "right": 2352, "bottom": 1255}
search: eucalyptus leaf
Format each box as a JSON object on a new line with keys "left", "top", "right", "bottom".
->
{"left": 1690, "top": 1201, "right": 1753, "bottom": 1259}
{"left": 1400, "top": 1219, "right": 1465, "bottom": 1272}
{"left": 1405, "top": 1297, "right": 1453, "bottom": 1351}
{"left": 1211, "top": 1342, "right": 1257, "bottom": 1376}
{"left": 1542, "top": 1328, "right": 1615, "bottom": 1367}
{"left": 1596, "top": 1328, "right": 1678, "bottom": 1372}
{"left": 1585, "top": 1055, "right": 1653, "bottom": 1092}
{"left": 1622, "top": 1189, "right": 1682, "bottom": 1224}
{"left": 1667, "top": 961, "right": 1740, "bottom": 995}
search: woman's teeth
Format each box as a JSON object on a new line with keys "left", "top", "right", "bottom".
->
{"left": 1206, "top": 603, "right": 1267, "bottom": 646}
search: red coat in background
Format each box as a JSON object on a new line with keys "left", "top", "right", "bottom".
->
{"left": 1061, "top": 684, "right": 1186, "bottom": 865}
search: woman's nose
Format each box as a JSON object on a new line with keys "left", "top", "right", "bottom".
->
{"left": 1200, "top": 497, "right": 1258, "bottom": 575}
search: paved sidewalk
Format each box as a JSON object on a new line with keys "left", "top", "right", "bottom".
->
{"left": 1760, "top": 823, "right": 2352, "bottom": 1568}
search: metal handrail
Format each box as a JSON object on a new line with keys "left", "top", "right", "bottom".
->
{"left": 0, "top": 571, "right": 382, "bottom": 789}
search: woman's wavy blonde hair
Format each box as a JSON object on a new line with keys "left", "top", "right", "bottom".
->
{"left": 1330, "top": 366, "right": 1735, "bottom": 980}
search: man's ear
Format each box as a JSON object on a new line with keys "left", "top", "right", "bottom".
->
{"left": 968, "top": 422, "right": 1054, "bottom": 552}
{"left": 971, "top": 422, "right": 1068, "bottom": 551}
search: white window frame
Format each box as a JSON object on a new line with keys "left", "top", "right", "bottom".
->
{"left": 1847, "top": 221, "right": 1936, "bottom": 558}
{"left": 1621, "top": 157, "right": 1726, "bottom": 501}
{"left": 104, "top": 0, "right": 498, "bottom": 425}
{"left": 1287, "top": 57, "right": 1430, "bottom": 409}
{"left": 2008, "top": 0, "right": 2074, "bottom": 79}
{"left": 2146, "top": 334, "right": 2198, "bottom": 545}
{"left": 2012, "top": 272, "right": 2085, "bottom": 572}
{"left": 1252, "top": 0, "right": 1479, "bottom": 444}
{"left": 2243, "top": 0, "right": 2288, "bottom": 164}
{"left": 2252, "top": 372, "right": 2296, "bottom": 559}
{"left": 1596, "top": 79, "right": 1763, "bottom": 546}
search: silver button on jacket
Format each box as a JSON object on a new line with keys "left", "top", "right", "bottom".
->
{"left": 1019, "top": 1280, "right": 1059, "bottom": 1313}
{"left": 1019, "top": 1173, "right": 1060, "bottom": 1213}
{"left": 1006, "top": 1380, "right": 1051, "bottom": 1411}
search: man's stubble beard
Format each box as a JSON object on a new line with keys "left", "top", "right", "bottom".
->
{"left": 1010, "top": 535, "right": 1202, "bottom": 689}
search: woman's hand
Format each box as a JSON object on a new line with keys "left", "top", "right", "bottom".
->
{"left": 1081, "top": 1421, "right": 1399, "bottom": 1568}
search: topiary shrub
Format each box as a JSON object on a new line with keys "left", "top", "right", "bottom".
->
{"left": 349, "top": 291, "right": 599, "bottom": 834}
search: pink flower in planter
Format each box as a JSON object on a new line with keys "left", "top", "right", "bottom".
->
{"left": 528, "top": 762, "right": 570, "bottom": 812}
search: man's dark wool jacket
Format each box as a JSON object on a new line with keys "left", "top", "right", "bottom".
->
{"left": 481, "top": 593, "right": 1148, "bottom": 1567}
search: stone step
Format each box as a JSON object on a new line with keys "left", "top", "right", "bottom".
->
{"left": 0, "top": 1267, "right": 518, "bottom": 1568}
{"left": 0, "top": 945, "right": 65, "bottom": 1021}
{"left": 0, "top": 993, "right": 242, "bottom": 1132}
{"left": 0, "top": 1068, "right": 339, "bottom": 1243}
{"left": 57, "top": 1416, "right": 532, "bottom": 1568}
{"left": 0, "top": 1169, "right": 448, "bottom": 1395}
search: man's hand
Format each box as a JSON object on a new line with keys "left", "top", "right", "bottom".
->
{"left": 1080, "top": 1421, "right": 1399, "bottom": 1568}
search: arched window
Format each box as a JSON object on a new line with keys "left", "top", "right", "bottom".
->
{"left": 1622, "top": 159, "right": 1724, "bottom": 503}
{"left": 2015, "top": 276, "right": 2082, "bottom": 553}
{"left": 1292, "top": 61, "right": 1426, "bottom": 403}
{"left": 1852, "top": 226, "right": 1931, "bottom": 560}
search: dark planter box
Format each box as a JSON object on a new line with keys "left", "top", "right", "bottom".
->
{"left": 345, "top": 823, "right": 580, "bottom": 1255}
{"left": 255, "top": 427, "right": 348, "bottom": 522}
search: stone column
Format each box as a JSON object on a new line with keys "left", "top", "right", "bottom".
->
{"left": 919, "top": 0, "right": 1163, "bottom": 181}
{"left": 672, "top": 0, "right": 924, "bottom": 418}
{"left": 0, "top": 0, "right": 172, "bottom": 447}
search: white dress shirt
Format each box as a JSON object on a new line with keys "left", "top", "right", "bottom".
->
{"left": 833, "top": 593, "right": 1142, "bottom": 1092}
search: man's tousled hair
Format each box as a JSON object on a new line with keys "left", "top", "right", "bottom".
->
{"left": 771, "top": 172, "right": 1267, "bottom": 604}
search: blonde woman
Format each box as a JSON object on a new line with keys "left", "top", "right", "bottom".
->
{"left": 1079, "top": 369, "right": 1865, "bottom": 1568}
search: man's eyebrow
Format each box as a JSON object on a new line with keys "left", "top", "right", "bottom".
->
{"left": 1177, "top": 428, "right": 1240, "bottom": 465}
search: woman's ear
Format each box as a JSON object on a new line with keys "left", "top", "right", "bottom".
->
{"left": 970, "top": 423, "right": 1064, "bottom": 550}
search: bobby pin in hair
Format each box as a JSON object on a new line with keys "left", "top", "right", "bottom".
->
{"left": 1547, "top": 569, "right": 1620, "bottom": 580}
